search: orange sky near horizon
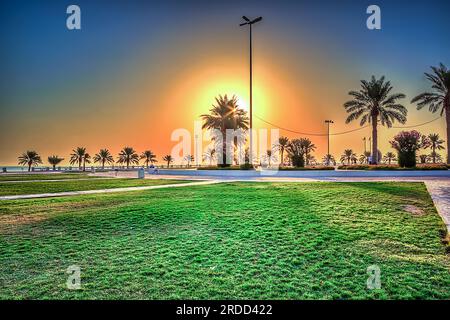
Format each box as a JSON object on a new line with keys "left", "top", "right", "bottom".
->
{"left": 0, "top": 46, "right": 445, "bottom": 166}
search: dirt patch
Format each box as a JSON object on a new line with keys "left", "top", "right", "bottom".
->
{"left": 402, "top": 204, "right": 425, "bottom": 216}
{"left": 0, "top": 214, "right": 48, "bottom": 235}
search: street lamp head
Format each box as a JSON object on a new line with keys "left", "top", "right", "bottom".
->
{"left": 251, "top": 17, "right": 262, "bottom": 24}
{"left": 325, "top": 120, "right": 334, "bottom": 124}
{"left": 240, "top": 16, "right": 263, "bottom": 26}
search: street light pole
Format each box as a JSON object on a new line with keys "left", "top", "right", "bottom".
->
{"left": 240, "top": 16, "right": 262, "bottom": 165}
{"left": 195, "top": 134, "right": 199, "bottom": 167}
{"left": 324, "top": 120, "right": 334, "bottom": 165}
{"left": 363, "top": 137, "right": 366, "bottom": 153}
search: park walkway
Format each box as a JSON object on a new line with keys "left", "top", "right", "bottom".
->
{"left": 425, "top": 180, "right": 450, "bottom": 232}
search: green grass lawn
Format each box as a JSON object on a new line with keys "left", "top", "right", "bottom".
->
{"left": 0, "top": 182, "right": 448, "bottom": 299}
{"left": 0, "top": 173, "right": 102, "bottom": 182}
{"left": 0, "top": 178, "right": 189, "bottom": 196}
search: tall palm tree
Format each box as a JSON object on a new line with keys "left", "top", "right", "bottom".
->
{"left": 18, "top": 151, "right": 42, "bottom": 172}
{"left": 418, "top": 154, "right": 428, "bottom": 164}
{"left": 93, "top": 149, "right": 114, "bottom": 169}
{"left": 340, "top": 149, "right": 356, "bottom": 165}
{"left": 429, "top": 151, "right": 443, "bottom": 164}
{"left": 425, "top": 133, "right": 445, "bottom": 164}
{"left": 263, "top": 149, "right": 277, "bottom": 167}
{"left": 299, "top": 138, "right": 316, "bottom": 165}
{"left": 203, "top": 148, "right": 216, "bottom": 166}
{"left": 344, "top": 76, "right": 407, "bottom": 164}
{"left": 305, "top": 154, "right": 317, "bottom": 166}
{"left": 359, "top": 151, "right": 372, "bottom": 164}
{"left": 83, "top": 153, "right": 91, "bottom": 171}
{"left": 117, "top": 147, "right": 139, "bottom": 169}
{"left": 184, "top": 155, "right": 194, "bottom": 167}
{"left": 287, "top": 139, "right": 306, "bottom": 167}
{"left": 163, "top": 155, "right": 173, "bottom": 168}
{"left": 70, "top": 147, "right": 88, "bottom": 171}
{"left": 277, "top": 136, "right": 289, "bottom": 166}
{"left": 411, "top": 64, "right": 450, "bottom": 164}
{"left": 201, "top": 95, "right": 249, "bottom": 166}
{"left": 383, "top": 152, "right": 396, "bottom": 165}
{"left": 322, "top": 154, "right": 336, "bottom": 166}
{"left": 140, "top": 150, "right": 157, "bottom": 168}
{"left": 47, "top": 155, "right": 64, "bottom": 171}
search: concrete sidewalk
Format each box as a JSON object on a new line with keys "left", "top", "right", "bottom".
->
{"left": 425, "top": 181, "right": 450, "bottom": 232}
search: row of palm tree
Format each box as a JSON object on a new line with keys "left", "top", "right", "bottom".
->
{"left": 344, "top": 63, "right": 449, "bottom": 165}
{"left": 16, "top": 64, "right": 448, "bottom": 171}
{"left": 337, "top": 133, "right": 445, "bottom": 165}
{"left": 18, "top": 147, "right": 158, "bottom": 172}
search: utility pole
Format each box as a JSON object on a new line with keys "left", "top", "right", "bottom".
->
{"left": 325, "top": 120, "right": 334, "bottom": 165}
{"left": 240, "top": 16, "right": 262, "bottom": 165}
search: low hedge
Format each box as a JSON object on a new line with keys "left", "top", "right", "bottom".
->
{"left": 338, "top": 164, "right": 448, "bottom": 171}
{"left": 278, "top": 166, "right": 335, "bottom": 171}
{"left": 197, "top": 166, "right": 254, "bottom": 171}
{"left": 197, "top": 166, "right": 335, "bottom": 171}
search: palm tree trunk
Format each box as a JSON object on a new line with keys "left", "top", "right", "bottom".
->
{"left": 53, "top": 165, "right": 56, "bottom": 171}
{"left": 280, "top": 149, "right": 284, "bottom": 166}
{"left": 102, "top": 159, "right": 105, "bottom": 170}
{"left": 28, "top": 163, "right": 31, "bottom": 172}
{"left": 432, "top": 145, "right": 436, "bottom": 164}
{"left": 221, "top": 129, "right": 227, "bottom": 166}
{"left": 446, "top": 104, "right": 450, "bottom": 164}
{"left": 371, "top": 116, "right": 378, "bottom": 164}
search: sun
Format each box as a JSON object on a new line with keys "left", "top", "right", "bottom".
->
{"left": 237, "top": 97, "right": 249, "bottom": 112}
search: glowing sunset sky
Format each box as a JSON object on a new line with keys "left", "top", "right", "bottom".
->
{"left": 0, "top": 0, "right": 449, "bottom": 165}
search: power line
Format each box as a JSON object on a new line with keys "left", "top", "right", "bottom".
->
{"left": 254, "top": 115, "right": 442, "bottom": 136}
{"left": 391, "top": 116, "right": 441, "bottom": 128}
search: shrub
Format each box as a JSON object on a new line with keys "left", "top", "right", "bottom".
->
{"left": 390, "top": 131, "right": 429, "bottom": 168}
{"left": 279, "top": 166, "right": 334, "bottom": 171}
{"left": 240, "top": 163, "right": 254, "bottom": 170}
{"left": 290, "top": 155, "right": 305, "bottom": 168}
{"left": 398, "top": 151, "right": 416, "bottom": 168}
{"left": 338, "top": 165, "right": 369, "bottom": 170}
{"left": 197, "top": 166, "right": 252, "bottom": 170}
{"left": 338, "top": 164, "right": 447, "bottom": 171}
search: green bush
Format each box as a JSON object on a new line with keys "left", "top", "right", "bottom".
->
{"left": 338, "top": 165, "right": 369, "bottom": 170}
{"left": 290, "top": 155, "right": 305, "bottom": 168}
{"left": 279, "top": 166, "right": 334, "bottom": 171}
{"left": 338, "top": 163, "right": 447, "bottom": 171}
{"left": 240, "top": 163, "right": 254, "bottom": 170}
{"left": 398, "top": 151, "right": 416, "bottom": 168}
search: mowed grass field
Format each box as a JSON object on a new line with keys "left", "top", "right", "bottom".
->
{"left": 0, "top": 178, "right": 189, "bottom": 196}
{"left": 0, "top": 182, "right": 449, "bottom": 299}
